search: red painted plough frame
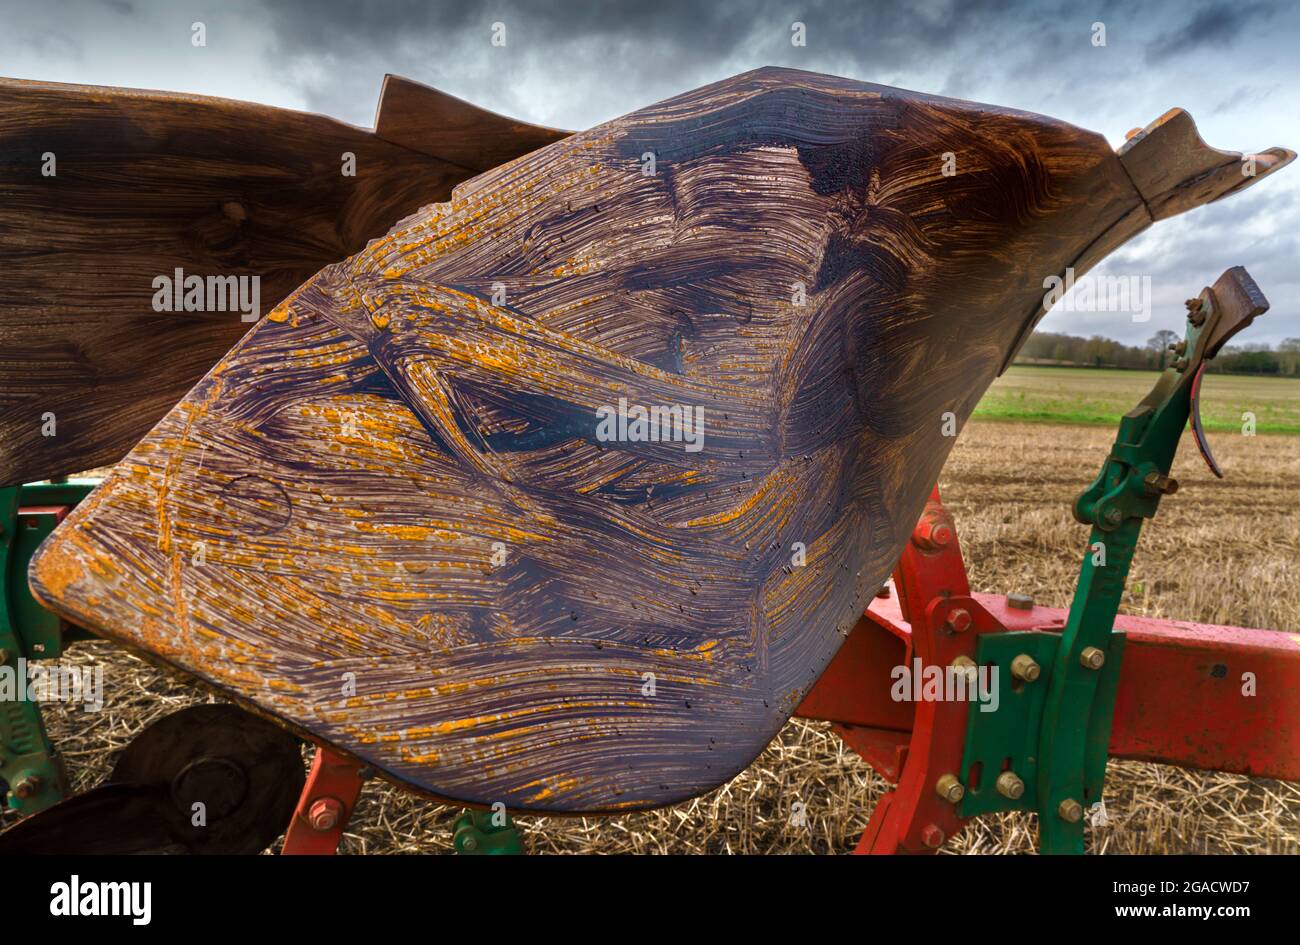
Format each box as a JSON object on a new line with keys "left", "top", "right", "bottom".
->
{"left": 795, "top": 488, "right": 1300, "bottom": 854}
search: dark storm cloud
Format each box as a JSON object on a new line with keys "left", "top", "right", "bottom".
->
{"left": 1, "top": 0, "right": 1295, "bottom": 342}
{"left": 239, "top": 0, "right": 1299, "bottom": 344}
{"left": 258, "top": 0, "right": 1036, "bottom": 125}
{"left": 263, "top": 0, "right": 986, "bottom": 68}
{"left": 1145, "top": 1, "right": 1274, "bottom": 62}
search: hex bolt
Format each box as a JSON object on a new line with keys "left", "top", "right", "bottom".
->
{"left": 1143, "top": 472, "right": 1179, "bottom": 496}
{"left": 875, "top": 584, "right": 891, "bottom": 599}
{"left": 920, "top": 824, "right": 945, "bottom": 849}
{"left": 944, "top": 607, "right": 973, "bottom": 633}
{"left": 1103, "top": 507, "right": 1124, "bottom": 526}
{"left": 1058, "top": 798, "right": 1084, "bottom": 823}
{"left": 13, "top": 774, "right": 43, "bottom": 799}
{"left": 935, "top": 773, "right": 965, "bottom": 804}
{"left": 308, "top": 797, "right": 344, "bottom": 832}
{"left": 950, "top": 655, "right": 978, "bottom": 680}
{"left": 1080, "top": 647, "right": 1106, "bottom": 670}
{"left": 1010, "top": 654, "right": 1041, "bottom": 682}
{"left": 995, "top": 771, "right": 1025, "bottom": 800}
{"left": 913, "top": 518, "right": 954, "bottom": 551}
{"left": 1172, "top": 357, "right": 1189, "bottom": 372}
{"left": 1006, "top": 592, "right": 1034, "bottom": 611}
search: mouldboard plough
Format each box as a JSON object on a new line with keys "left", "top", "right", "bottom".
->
{"left": 244, "top": 266, "right": 1300, "bottom": 854}
{"left": 4, "top": 66, "right": 1298, "bottom": 855}
{"left": 1, "top": 268, "right": 1296, "bottom": 855}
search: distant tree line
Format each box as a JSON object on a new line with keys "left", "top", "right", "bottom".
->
{"left": 1016, "top": 331, "right": 1300, "bottom": 376}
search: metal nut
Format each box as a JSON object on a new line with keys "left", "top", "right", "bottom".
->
{"left": 920, "top": 824, "right": 945, "bottom": 848}
{"left": 1010, "top": 654, "right": 1041, "bottom": 682}
{"left": 13, "top": 774, "right": 42, "bottom": 799}
{"left": 1058, "top": 798, "right": 1084, "bottom": 823}
{"left": 1143, "top": 472, "right": 1179, "bottom": 496}
{"left": 1080, "top": 646, "right": 1106, "bottom": 670}
{"left": 995, "top": 771, "right": 1025, "bottom": 800}
{"left": 935, "top": 773, "right": 965, "bottom": 804}
{"left": 944, "top": 607, "right": 972, "bottom": 633}
{"left": 950, "top": 655, "right": 978, "bottom": 680}
{"left": 913, "top": 517, "right": 954, "bottom": 551}
{"left": 308, "top": 797, "right": 344, "bottom": 832}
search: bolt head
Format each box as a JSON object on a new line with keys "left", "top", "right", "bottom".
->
{"left": 1010, "top": 654, "right": 1041, "bottom": 682}
{"left": 913, "top": 517, "right": 954, "bottom": 551}
{"left": 1058, "top": 798, "right": 1084, "bottom": 823}
{"left": 1080, "top": 646, "right": 1106, "bottom": 670}
{"left": 935, "top": 773, "right": 965, "bottom": 804}
{"left": 944, "top": 607, "right": 973, "bottom": 633}
{"left": 920, "top": 824, "right": 945, "bottom": 848}
{"left": 995, "top": 771, "right": 1025, "bottom": 800}
{"left": 1144, "top": 472, "right": 1178, "bottom": 496}
{"left": 308, "top": 797, "right": 344, "bottom": 832}
{"left": 13, "top": 775, "right": 42, "bottom": 799}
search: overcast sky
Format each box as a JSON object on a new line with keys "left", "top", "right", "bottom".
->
{"left": 3, "top": 0, "right": 1297, "bottom": 345}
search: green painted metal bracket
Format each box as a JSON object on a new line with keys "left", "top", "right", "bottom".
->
{"left": 959, "top": 269, "right": 1268, "bottom": 855}
{"left": 1037, "top": 270, "right": 1267, "bottom": 854}
{"left": 0, "top": 486, "right": 67, "bottom": 814}
{"left": 453, "top": 809, "right": 524, "bottom": 854}
{"left": 1037, "top": 349, "right": 1196, "bottom": 849}
{"left": 0, "top": 479, "right": 99, "bottom": 814}
{"left": 958, "top": 630, "right": 1124, "bottom": 819}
